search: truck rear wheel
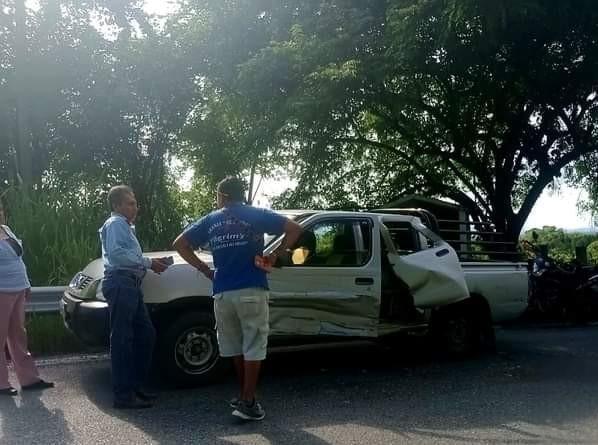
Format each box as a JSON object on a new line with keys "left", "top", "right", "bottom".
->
{"left": 434, "top": 309, "right": 477, "bottom": 357}
{"left": 158, "top": 312, "right": 226, "bottom": 386}
{"left": 432, "top": 296, "right": 495, "bottom": 357}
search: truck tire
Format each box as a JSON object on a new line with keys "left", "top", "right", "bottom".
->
{"left": 433, "top": 308, "right": 477, "bottom": 357}
{"left": 431, "top": 296, "right": 495, "bottom": 357}
{"left": 470, "top": 295, "right": 496, "bottom": 353}
{"left": 157, "top": 312, "right": 226, "bottom": 386}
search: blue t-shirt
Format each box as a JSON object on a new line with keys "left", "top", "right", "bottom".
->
{"left": 183, "top": 204, "right": 287, "bottom": 294}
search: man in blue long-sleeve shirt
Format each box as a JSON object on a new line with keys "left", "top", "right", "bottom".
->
{"left": 99, "top": 185, "right": 168, "bottom": 409}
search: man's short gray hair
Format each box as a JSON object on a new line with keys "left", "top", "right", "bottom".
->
{"left": 107, "top": 185, "right": 134, "bottom": 211}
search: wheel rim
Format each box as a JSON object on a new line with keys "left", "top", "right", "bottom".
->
{"left": 174, "top": 327, "right": 219, "bottom": 375}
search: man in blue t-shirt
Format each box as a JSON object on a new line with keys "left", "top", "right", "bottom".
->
{"left": 173, "top": 176, "right": 302, "bottom": 421}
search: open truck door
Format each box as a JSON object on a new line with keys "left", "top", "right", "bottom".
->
{"left": 380, "top": 217, "right": 469, "bottom": 307}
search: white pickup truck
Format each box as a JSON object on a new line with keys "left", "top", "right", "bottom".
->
{"left": 61, "top": 210, "right": 527, "bottom": 385}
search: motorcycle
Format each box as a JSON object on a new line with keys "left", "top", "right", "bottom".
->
{"left": 520, "top": 239, "right": 598, "bottom": 323}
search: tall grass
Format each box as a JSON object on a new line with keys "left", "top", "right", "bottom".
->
{"left": 2, "top": 185, "right": 188, "bottom": 285}
{"left": 3, "top": 188, "right": 104, "bottom": 285}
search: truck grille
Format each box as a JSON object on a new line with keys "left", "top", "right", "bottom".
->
{"left": 69, "top": 272, "right": 94, "bottom": 290}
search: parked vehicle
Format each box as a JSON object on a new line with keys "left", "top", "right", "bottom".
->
{"left": 522, "top": 239, "right": 598, "bottom": 322}
{"left": 61, "top": 210, "right": 528, "bottom": 386}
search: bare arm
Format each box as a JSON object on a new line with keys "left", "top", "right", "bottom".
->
{"left": 172, "top": 234, "right": 213, "bottom": 280}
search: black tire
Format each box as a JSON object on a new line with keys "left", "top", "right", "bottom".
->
{"left": 431, "top": 297, "right": 495, "bottom": 358}
{"left": 473, "top": 297, "right": 496, "bottom": 353}
{"left": 432, "top": 308, "right": 477, "bottom": 357}
{"left": 157, "top": 312, "right": 226, "bottom": 387}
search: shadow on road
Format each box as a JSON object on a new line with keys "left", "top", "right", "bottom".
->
{"left": 0, "top": 391, "right": 73, "bottom": 445}
{"left": 77, "top": 327, "right": 598, "bottom": 444}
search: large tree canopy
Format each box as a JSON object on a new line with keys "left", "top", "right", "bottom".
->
{"left": 1, "top": 0, "right": 197, "bottom": 246}
{"left": 180, "top": 0, "right": 598, "bottom": 241}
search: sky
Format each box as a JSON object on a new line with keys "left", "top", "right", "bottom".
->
{"left": 144, "top": 0, "right": 179, "bottom": 16}
{"left": 521, "top": 185, "right": 594, "bottom": 231}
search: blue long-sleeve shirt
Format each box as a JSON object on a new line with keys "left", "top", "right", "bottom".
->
{"left": 99, "top": 213, "right": 151, "bottom": 277}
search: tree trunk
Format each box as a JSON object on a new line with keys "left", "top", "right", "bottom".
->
{"left": 247, "top": 161, "right": 256, "bottom": 205}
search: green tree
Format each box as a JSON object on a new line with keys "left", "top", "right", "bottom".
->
{"left": 587, "top": 240, "right": 598, "bottom": 265}
{"left": 171, "top": 1, "right": 307, "bottom": 202}
{"left": 1, "top": 1, "right": 199, "bottom": 251}
{"left": 521, "top": 226, "right": 598, "bottom": 263}
{"left": 183, "top": 1, "right": 598, "bottom": 243}
{"left": 1, "top": 0, "right": 149, "bottom": 187}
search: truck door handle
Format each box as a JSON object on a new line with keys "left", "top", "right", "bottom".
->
{"left": 355, "top": 277, "right": 374, "bottom": 285}
{"left": 435, "top": 248, "right": 449, "bottom": 257}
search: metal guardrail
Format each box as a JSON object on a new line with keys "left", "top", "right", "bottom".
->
{"left": 26, "top": 286, "right": 66, "bottom": 313}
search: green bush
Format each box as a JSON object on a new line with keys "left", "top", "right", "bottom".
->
{"left": 588, "top": 240, "right": 598, "bottom": 265}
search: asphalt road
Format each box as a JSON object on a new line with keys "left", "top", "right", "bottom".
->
{"left": 2, "top": 324, "right": 598, "bottom": 445}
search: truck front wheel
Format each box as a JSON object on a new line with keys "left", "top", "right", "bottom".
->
{"left": 158, "top": 312, "right": 226, "bottom": 386}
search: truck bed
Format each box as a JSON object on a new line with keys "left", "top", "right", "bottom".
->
{"left": 461, "top": 261, "right": 528, "bottom": 323}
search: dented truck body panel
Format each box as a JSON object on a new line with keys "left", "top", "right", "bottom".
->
{"left": 380, "top": 215, "right": 469, "bottom": 308}
{"left": 268, "top": 267, "right": 380, "bottom": 337}
{"left": 264, "top": 211, "right": 472, "bottom": 337}
{"left": 267, "top": 212, "right": 381, "bottom": 337}
{"left": 386, "top": 239, "right": 470, "bottom": 308}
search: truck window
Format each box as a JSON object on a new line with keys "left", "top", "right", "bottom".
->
{"left": 413, "top": 223, "right": 443, "bottom": 249}
{"left": 265, "top": 212, "right": 314, "bottom": 247}
{"left": 384, "top": 221, "right": 420, "bottom": 254}
{"left": 291, "top": 219, "right": 372, "bottom": 267}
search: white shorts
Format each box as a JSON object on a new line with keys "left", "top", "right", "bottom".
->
{"left": 213, "top": 288, "right": 269, "bottom": 361}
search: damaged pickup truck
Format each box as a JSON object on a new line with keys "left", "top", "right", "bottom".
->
{"left": 61, "top": 210, "right": 528, "bottom": 385}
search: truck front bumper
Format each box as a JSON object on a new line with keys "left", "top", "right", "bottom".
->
{"left": 61, "top": 290, "right": 109, "bottom": 347}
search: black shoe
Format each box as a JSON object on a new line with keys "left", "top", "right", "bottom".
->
{"left": 232, "top": 400, "right": 266, "bottom": 421}
{"left": 21, "top": 380, "right": 54, "bottom": 391}
{"left": 113, "top": 397, "right": 153, "bottom": 410}
{"left": 135, "top": 389, "right": 158, "bottom": 401}
{"left": 0, "top": 387, "right": 18, "bottom": 396}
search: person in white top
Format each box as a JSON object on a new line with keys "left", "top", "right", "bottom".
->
{"left": 0, "top": 200, "right": 54, "bottom": 396}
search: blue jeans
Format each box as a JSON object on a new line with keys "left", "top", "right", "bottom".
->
{"left": 102, "top": 271, "right": 156, "bottom": 402}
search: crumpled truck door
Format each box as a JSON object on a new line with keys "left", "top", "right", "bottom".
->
{"left": 381, "top": 219, "right": 470, "bottom": 308}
